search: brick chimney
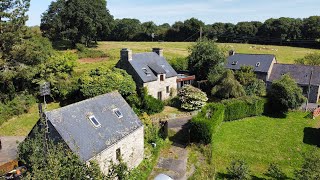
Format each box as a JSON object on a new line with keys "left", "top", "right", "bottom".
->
{"left": 120, "top": 48, "right": 132, "bottom": 61}
{"left": 152, "top": 48, "right": 163, "bottom": 57}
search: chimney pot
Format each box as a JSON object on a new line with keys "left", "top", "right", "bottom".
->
{"left": 152, "top": 48, "right": 163, "bottom": 57}
{"left": 120, "top": 48, "right": 132, "bottom": 61}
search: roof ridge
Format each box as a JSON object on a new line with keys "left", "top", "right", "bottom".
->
{"left": 46, "top": 91, "right": 120, "bottom": 114}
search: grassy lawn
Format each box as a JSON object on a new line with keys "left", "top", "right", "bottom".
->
{"left": 212, "top": 111, "right": 320, "bottom": 178}
{"left": 0, "top": 103, "right": 60, "bottom": 136}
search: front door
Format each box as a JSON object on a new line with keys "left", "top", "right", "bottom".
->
{"left": 157, "top": 91, "right": 162, "bottom": 100}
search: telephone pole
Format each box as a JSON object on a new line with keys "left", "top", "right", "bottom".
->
{"left": 200, "top": 27, "right": 203, "bottom": 40}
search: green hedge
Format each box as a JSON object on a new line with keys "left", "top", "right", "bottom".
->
{"left": 222, "top": 96, "right": 266, "bottom": 121}
{"left": 190, "top": 103, "right": 225, "bottom": 144}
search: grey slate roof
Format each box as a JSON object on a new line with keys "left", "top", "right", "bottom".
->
{"left": 129, "top": 52, "right": 177, "bottom": 83}
{"left": 269, "top": 63, "right": 320, "bottom": 86}
{"left": 44, "top": 91, "right": 143, "bottom": 162}
{"left": 226, "top": 53, "right": 276, "bottom": 73}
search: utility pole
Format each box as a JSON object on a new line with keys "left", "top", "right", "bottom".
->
{"left": 200, "top": 27, "right": 203, "bottom": 40}
{"left": 305, "top": 69, "right": 313, "bottom": 112}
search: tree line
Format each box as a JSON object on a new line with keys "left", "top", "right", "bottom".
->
{"left": 40, "top": 1, "right": 320, "bottom": 48}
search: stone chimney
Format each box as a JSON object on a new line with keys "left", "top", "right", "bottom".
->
{"left": 120, "top": 48, "right": 132, "bottom": 61}
{"left": 152, "top": 48, "right": 163, "bottom": 57}
{"left": 229, "top": 50, "right": 236, "bottom": 56}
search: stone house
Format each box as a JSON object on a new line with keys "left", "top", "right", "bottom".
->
{"left": 117, "top": 48, "right": 194, "bottom": 100}
{"left": 268, "top": 64, "right": 320, "bottom": 103}
{"left": 41, "top": 91, "right": 144, "bottom": 174}
{"left": 226, "top": 51, "right": 277, "bottom": 81}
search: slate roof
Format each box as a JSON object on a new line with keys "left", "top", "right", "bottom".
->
{"left": 269, "top": 63, "right": 320, "bottom": 86}
{"left": 129, "top": 52, "right": 178, "bottom": 83}
{"left": 44, "top": 91, "right": 143, "bottom": 162}
{"left": 226, "top": 53, "right": 276, "bottom": 73}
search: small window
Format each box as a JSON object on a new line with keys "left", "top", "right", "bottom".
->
{"left": 88, "top": 115, "right": 101, "bottom": 128}
{"left": 231, "top": 61, "right": 238, "bottom": 65}
{"left": 160, "top": 74, "right": 164, "bottom": 81}
{"left": 256, "top": 62, "right": 261, "bottom": 67}
{"left": 113, "top": 108, "right": 123, "bottom": 118}
{"left": 116, "top": 148, "right": 121, "bottom": 160}
{"left": 166, "top": 86, "right": 170, "bottom": 93}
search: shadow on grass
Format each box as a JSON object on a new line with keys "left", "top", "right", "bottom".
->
{"left": 303, "top": 127, "right": 320, "bottom": 147}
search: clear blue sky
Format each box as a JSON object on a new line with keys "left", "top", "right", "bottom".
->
{"left": 27, "top": 0, "right": 319, "bottom": 26}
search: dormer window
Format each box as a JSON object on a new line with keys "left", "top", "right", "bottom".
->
{"left": 88, "top": 115, "right": 101, "bottom": 128}
{"left": 232, "top": 61, "right": 238, "bottom": 65}
{"left": 113, "top": 108, "right": 123, "bottom": 118}
{"left": 142, "top": 68, "right": 151, "bottom": 76}
{"left": 160, "top": 74, "right": 164, "bottom": 81}
{"left": 256, "top": 62, "right": 261, "bottom": 67}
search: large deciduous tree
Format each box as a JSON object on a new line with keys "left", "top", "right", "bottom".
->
{"left": 188, "top": 38, "right": 226, "bottom": 81}
{"left": 41, "top": 0, "right": 114, "bottom": 46}
{"left": 268, "top": 74, "right": 305, "bottom": 114}
{"left": 109, "top": 18, "right": 141, "bottom": 41}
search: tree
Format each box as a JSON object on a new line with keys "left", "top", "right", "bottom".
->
{"left": 41, "top": 0, "right": 114, "bottom": 46}
{"left": 79, "top": 67, "right": 136, "bottom": 98}
{"left": 295, "top": 52, "right": 320, "bottom": 66}
{"left": 211, "top": 70, "right": 246, "bottom": 99}
{"left": 235, "top": 66, "right": 266, "bottom": 96}
{"left": 18, "top": 123, "right": 104, "bottom": 179}
{"left": 268, "top": 74, "right": 305, "bottom": 114}
{"left": 188, "top": 38, "right": 226, "bottom": 81}
{"left": 178, "top": 85, "right": 208, "bottom": 111}
{"left": 181, "top": 18, "right": 205, "bottom": 41}
{"left": 226, "top": 159, "right": 250, "bottom": 180}
{"left": 302, "top": 16, "right": 320, "bottom": 39}
{"left": 109, "top": 18, "right": 141, "bottom": 41}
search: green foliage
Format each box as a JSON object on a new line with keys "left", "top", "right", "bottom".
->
{"left": 107, "top": 157, "right": 129, "bottom": 180}
{"left": 140, "top": 113, "right": 160, "bottom": 143}
{"left": 268, "top": 74, "right": 306, "bottom": 114}
{"left": 0, "top": 94, "right": 36, "bottom": 126}
{"left": 18, "top": 124, "right": 104, "bottom": 179}
{"left": 295, "top": 147, "right": 320, "bottom": 179}
{"left": 178, "top": 85, "right": 208, "bottom": 111}
{"left": 235, "top": 66, "right": 266, "bottom": 96}
{"left": 79, "top": 67, "right": 136, "bottom": 98}
{"left": 222, "top": 96, "right": 266, "bottom": 121}
{"left": 188, "top": 38, "right": 226, "bottom": 81}
{"left": 168, "top": 57, "right": 188, "bottom": 71}
{"left": 226, "top": 159, "right": 250, "bottom": 180}
{"left": 76, "top": 43, "right": 108, "bottom": 59}
{"left": 265, "top": 163, "right": 287, "bottom": 179}
{"left": 211, "top": 70, "right": 246, "bottom": 99}
{"left": 295, "top": 52, "right": 320, "bottom": 66}
{"left": 41, "top": 0, "right": 114, "bottom": 46}
{"left": 190, "top": 103, "right": 225, "bottom": 144}
{"left": 109, "top": 18, "right": 142, "bottom": 41}
{"left": 139, "top": 88, "right": 164, "bottom": 115}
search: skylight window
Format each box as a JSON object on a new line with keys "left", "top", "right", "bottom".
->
{"left": 256, "top": 62, "right": 261, "bottom": 67}
{"left": 161, "top": 65, "right": 170, "bottom": 73}
{"left": 113, "top": 108, "right": 123, "bottom": 118}
{"left": 88, "top": 115, "right": 101, "bottom": 128}
{"left": 142, "top": 68, "right": 151, "bottom": 76}
{"left": 231, "top": 61, "right": 238, "bottom": 65}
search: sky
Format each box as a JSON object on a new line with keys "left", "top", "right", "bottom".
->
{"left": 27, "top": 0, "right": 319, "bottom": 26}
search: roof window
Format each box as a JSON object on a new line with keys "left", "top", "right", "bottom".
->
{"left": 256, "top": 62, "right": 261, "bottom": 67}
{"left": 88, "top": 115, "right": 101, "bottom": 128}
{"left": 142, "top": 68, "right": 151, "bottom": 76}
{"left": 161, "top": 65, "right": 170, "bottom": 73}
{"left": 113, "top": 108, "right": 123, "bottom": 118}
{"left": 231, "top": 61, "right": 238, "bottom": 65}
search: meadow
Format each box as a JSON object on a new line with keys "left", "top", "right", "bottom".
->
{"left": 211, "top": 111, "right": 320, "bottom": 178}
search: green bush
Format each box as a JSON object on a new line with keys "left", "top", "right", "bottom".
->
{"left": 226, "top": 159, "right": 250, "bottom": 180}
{"left": 142, "top": 95, "right": 164, "bottom": 115}
{"left": 222, "top": 96, "right": 266, "bottom": 121}
{"left": 190, "top": 103, "right": 225, "bottom": 144}
{"left": 265, "top": 163, "right": 287, "bottom": 179}
{"left": 178, "top": 85, "right": 208, "bottom": 111}
{"left": 168, "top": 57, "right": 188, "bottom": 71}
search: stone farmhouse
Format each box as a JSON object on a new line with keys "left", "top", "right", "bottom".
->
{"left": 117, "top": 48, "right": 195, "bottom": 100}
{"left": 226, "top": 51, "right": 320, "bottom": 103}
{"left": 226, "top": 51, "right": 277, "bottom": 81}
{"left": 39, "top": 91, "right": 144, "bottom": 174}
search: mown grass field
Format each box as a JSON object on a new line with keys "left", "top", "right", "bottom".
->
{"left": 211, "top": 111, "right": 320, "bottom": 178}
{"left": 74, "top": 41, "right": 320, "bottom": 75}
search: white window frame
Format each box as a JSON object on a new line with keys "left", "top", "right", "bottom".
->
{"left": 88, "top": 115, "right": 101, "bottom": 128}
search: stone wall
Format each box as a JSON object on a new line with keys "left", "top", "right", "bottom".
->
{"left": 89, "top": 126, "right": 144, "bottom": 175}
{"left": 143, "top": 76, "right": 177, "bottom": 100}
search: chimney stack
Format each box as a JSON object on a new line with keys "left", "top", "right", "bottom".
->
{"left": 120, "top": 48, "right": 132, "bottom": 61}
{"left": 152, "top": 48, "right": 163, "bottom": 57}
{"left": 229, "top": 50, "right": 236, "bottom": 56}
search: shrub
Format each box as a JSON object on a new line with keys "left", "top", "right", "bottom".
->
{"left": 226, "top": 159, "right": 250, "bottom": 180}
{"left": 142, "top": 95, "right": 164, "bottom": 115}
{"left": 140, "top": 113, "right": 160, "bottom": 143}
{"left": 222, "top": 96, "right": 266, "bottom": 121}
{"left": 168, "top": 57, "right": 188, "bottom": 71}
{"left": 178, "top": 85, "right": 208, "bottom": 111}
{"left": 190, "top": 103, "right": 225, "bottom": 144}
{"left": 265, "top": 163, "right": 287, "bottom": 179}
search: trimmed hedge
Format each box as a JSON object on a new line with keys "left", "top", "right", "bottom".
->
{"left": 190, "top": 103, "right": 225, "bottom": 144}
{"left": 222, "top": 96, "right": 266, "bottom": 121}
